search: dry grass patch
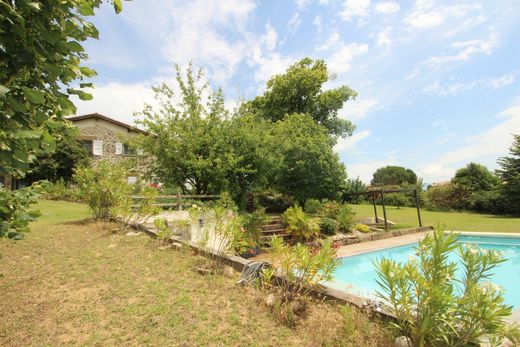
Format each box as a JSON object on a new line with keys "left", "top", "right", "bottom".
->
{"left": 0, "top": 201, "right": 392, "bottom": 346}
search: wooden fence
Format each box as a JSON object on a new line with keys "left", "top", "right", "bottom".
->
{"left": 132, "top": 194, "right": 221, "bottom": 210}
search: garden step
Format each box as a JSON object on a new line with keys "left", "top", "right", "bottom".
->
{"left": 260, "top": 224, "right": 285, "bottom": 231}
{"left": 260, "top": 228, "right": 287, "bottom": 235}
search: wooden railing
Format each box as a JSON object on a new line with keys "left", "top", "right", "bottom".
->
{"left": 132, "top": 194, "right": 221, "bottom": 210}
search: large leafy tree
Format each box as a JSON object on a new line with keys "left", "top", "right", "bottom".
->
{"left": 497, "top": 134, "right": 520, "bottom": 214}
{"left": 452, "top": 162, "right": 499, "bottom": 192}
{"left": 270, "top": 113, "right": 347, "bottom": 202}
{"left": 0, "top": 0, "right": 121, "bottom": 177}
{"left": 371, "top": 166, "right": 418, "bottom": 186}
{"left": 243, "top": 58, "right": 357, "bottom": 138}
{"left": 137, "top": 66, "right": 274, "bottom": 201}
{"left": 0, "top": 0, "right": 121, "bottom": 239}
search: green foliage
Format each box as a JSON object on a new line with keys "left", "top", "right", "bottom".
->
{"left": 0, "top": 184, "right": 40, "bottom": 239}
{"left": 304, "top": 198, "right": 322, "bottom": 215}
{"left": 376, "top": 226, "right": 520, "bottom": 346}
{"left": 320, "top": 200, "right": 342, "bottom": 219}
{"left": 343, "top": 178, "right": 367, "bottom": 203}
{"left": 24, "top": 122, "right": 89, "bottom": 183}
{"left": 254, "top": 189, "right": 295, "bottom": 213}
{"left": 355, "top": 224, "right": 369, "bottom": 233}
{"left": 137, "top": 66, "right": 273, "bottom": 203}
{"left": 240, "top": 208, "right": 268, "bottom": 248}
{"left": 497, "top": 134, "right": 520, "bottom": 215}
{"left": 40, "top": 179, "right": 82, "bottom": 202}
{"left": 271, "top": 113, "right": 347, "bottom": 203}
{"left": 385, "top": 192, "right": 408, "bottom": 209}
{"left": 318, "top": 217, "right": 339, "bottom": 236}
{"left": 243, "top": 58, "right": 357, "bottom": 138}
{"left": 111, "top": 185, "right": 160, "bottom": 233}
{"left": 335, "top": 204, "right": 355, "bottom": 231}
{"left": 269, "top": 235, "right": 340, "bottom": 302}
{"left": 282, "top": 205, "right": 320, "bottom": 242}
{"left": 0, "top": 0, "right": 121, "bottom": 177}
{"left": 371, "top": 166, "right": 418, "bottom": 186}
{"left": 452, "top": 162, "right": 500, "bottom": 192}
{"left": 74, "top": 160, "right": 130, "bottom": 220}
{"left": 192, "top": 204, "right": 248, "bottom": 270}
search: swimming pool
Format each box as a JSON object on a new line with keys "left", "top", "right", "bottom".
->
{"left": 330, "top": 234, "right": 520, "bottom": 308}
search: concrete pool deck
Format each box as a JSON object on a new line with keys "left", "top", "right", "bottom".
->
{"left": 336, "top": 231, "right": 428, "bottom": 258}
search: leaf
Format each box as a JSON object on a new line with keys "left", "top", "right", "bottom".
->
{"left": 7, "top": 96, "right": 27, "bottom": 112}
{"left": 17, "top": 130, "right": 42, "bottom": 139}
{"left": 67, "top": 41, "right": 84, "bottom": 53}
{"left": 22, "top": 88, "right": 45, "bottom": 104}
{"left": 79, "top": 66, "right": 97, "bottom": 77}
{"left": 77, "top": 3, "right": 94, "bottom": 16}
{"left": 27, "top": 2, "right": 41, "bottom": 10}
{"left": 113, "top": 0, "right": 123, "bottom": 13}
{"left": 0, "top": 84, "right": 9, "bottom": 95}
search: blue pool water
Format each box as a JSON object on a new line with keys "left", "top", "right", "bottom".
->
{"left": 331, "top": 235, "right": 520, "bottom": 308}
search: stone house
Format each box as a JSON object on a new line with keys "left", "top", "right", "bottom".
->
{"left": 67, "top": 113, "right": 149, "bottom": 183}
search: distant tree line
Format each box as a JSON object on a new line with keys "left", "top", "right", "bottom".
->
{"left": 425, "top": 136, "right": 520, "bottom": 215}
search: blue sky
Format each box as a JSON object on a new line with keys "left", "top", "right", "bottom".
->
{"left": 74, "top": 0, "right": 520, "bottom": 184}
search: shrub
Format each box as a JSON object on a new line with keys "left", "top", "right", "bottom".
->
{"left": 75, "top": 161, "right": 130, "bottom": 220}
{"left": 254, "top": 189, "right": 295, "bottom": 213}
{"left": 319, "top": 217, "right": 339, "bottom": 236}
{"left": 283, "top": 205, "right": 320, "bottom": 242}
{"left": 240, "top": 208, "right": 268, "bottom": 248}
{"left": 268, "top": 235, "right": 340, "bottom": 302}
{"left": 376, "top": 226, "right": 520, "bottom": 346}
{"left": 40, "top": 179, "right": 82, "bottom": 202}
{"left": 304, "top": 198, "right": 322, "bottom": 215}
{"left": 111, "top": 185, "right": 160, "bottom": 233}
{"left": 189, "top": 204, "right": 247, "bottom": 271}
{"left": 336, "top": 204, "right": 355, "bottom": 231}
{"left": 355, "top": 224, "right": 369, "bottom": 233}
{"left": 0, "top": 184, "right": 40, "bottom": 240}
{"left": 320, "top": 200, "right": 342, "bottom": 219}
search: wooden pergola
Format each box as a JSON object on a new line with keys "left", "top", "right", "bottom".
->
{"left": 344, "top": 188, "right": 422, "bottom": 232}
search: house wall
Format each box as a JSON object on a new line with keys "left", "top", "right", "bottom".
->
{"left": 74, "top": 118, "right": 140, "bottom": 162}
{"left": 72, "top": 118, "right": 151, "bottom": 179}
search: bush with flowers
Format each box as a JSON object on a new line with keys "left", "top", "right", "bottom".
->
{"left": 375, "top": 225, "right": 520, "bottom": 346}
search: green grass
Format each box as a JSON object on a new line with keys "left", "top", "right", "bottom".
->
{"left": 0, "top": 200, "right": 391, "bottom": 346}
{"left": 350, "top": 204, "right": 520, "bottom": 232}
{"left": 32, "top": 199, "right": 90, "bottom": 224}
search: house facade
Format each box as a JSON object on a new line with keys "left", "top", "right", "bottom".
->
{"left": 67, "top": 113, "right": 149, "bottom": 183}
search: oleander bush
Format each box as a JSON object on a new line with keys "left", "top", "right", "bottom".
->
{"left": 376, "top": 226, "right": 520, "bottom": 346}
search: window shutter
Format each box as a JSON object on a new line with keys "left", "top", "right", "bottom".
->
{"left": 93, "top": 140, "right": 103, "bottom": 156}
{"left": 115, "top": 142, "right": 123, "bottom": 155}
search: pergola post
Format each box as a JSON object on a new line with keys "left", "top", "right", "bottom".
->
{"left": 414, "top": 189, "right": 422, "bottom": 227}
{"left": 372, "top": 193, "right": 379, "bottom": 223}
{"left": 381, "top": 190, "right": 388, "bottom": 232}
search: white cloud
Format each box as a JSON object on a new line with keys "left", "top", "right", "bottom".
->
{"left": 317, "top": 32, "right": 342, "bottom": 51}
{"left": 375, "top": 27, "right": 392, "bottom": 49}
{"left": 73, "top": 82, "right": 157, "bottom": 126}
{"left": 403, "top": 1, "right": 482, "bottom": 30}
{"left": 423, "top": 72, "right": 517, "bottom": 97}
{"left": 287, "top": 12, "right": 302, "bottom": 34}
{"left": 420, "top": 104, "right": 520, "bottom": 182}
{"left": 374, "top": 1, "right": 400, "bottom": 15}
{"left": 328, "top": 42, "right": 369, "bottom": 74}
{"left": 418, "top": 164, "right": 455, "bottom": 183}
{"left": 334, "top": 130, "right": 371, "bottom": 152}
{"left": 340, "top": 0, "right": 371, "bottom": 21}
{"left": 488, "top": 73, "right": 517, "bottom": 89}
{"left": 339, "top": 98, "right": 379, "bottom": 119}
{"left": 263, "top": 23, "right": 278, "bottom": 51}
{"left": 346, "top": 153, "right": 398, "bottom": 183}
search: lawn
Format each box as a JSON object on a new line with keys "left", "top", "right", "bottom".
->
{"left": 350, "top": 204, "right": 520, "bottom": 232}
{"left": 0, "top": 200, "right": 391, "bottom": 346}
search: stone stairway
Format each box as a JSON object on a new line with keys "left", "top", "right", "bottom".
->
{"left": 259, "top": 216, "right": 290, "bottom": 245}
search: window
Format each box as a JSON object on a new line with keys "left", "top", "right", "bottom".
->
{"left": 80, "top": 140, "right": 93, "bottom": 154}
